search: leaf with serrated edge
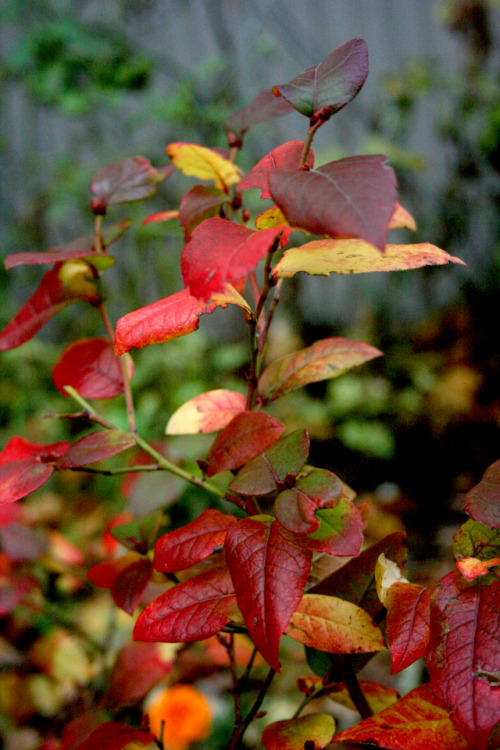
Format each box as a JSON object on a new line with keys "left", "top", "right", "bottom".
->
{"left": 258, "top": 337, "right": 382, "bottom": 403}
{"left": 225, "top": 517, "right": 312, "bottom": 672}
{"left": 134, "top": 566, "right": 238, "bottom": 643}
{"left": 56, "top": 430, "right": 135, "bottom": 469}
{"left": 53, "top": 338, "right": 129, "bottom": 399}
{"left": 426, "top": 570, "right": 500, "bottom": 748}
{"left": 166, "top": 390, "right": 246, "bottom": 435}
{"left": 334, "top": 684, "right": 471, "bottom": 750}
{"left": 238, "top": 141, "right": 314, "bottom": 199}
{"left": 274, "top": 239, "right": 465, "bottom": 279}
{"left": 385, "top": 581, "right": 432, "bottom": 673}
{"left": 154, "top": 509, "right": 238, "bottom": 573}
{"left": 285, "top": 593, "right": 385, "bottom": 653}
{"left": 462, "top": 459, "right": 500, "bottom": 529}
{"left": 262, "top": 713, "right": 335, "bottom": 750}
{"left": 167, "top": 142, "right": 242, "bottom": 191}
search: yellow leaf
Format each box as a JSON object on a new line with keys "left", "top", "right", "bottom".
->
{"left": 167, "top": 142, "right": 242, "bottom": 191}
{"left": 375, "top": 553, "right": 409, "bottom": 605}
{"left": 255, "top": 206, "right": 290, "bottom": 230}
{"left": 274, "top": 239, "right": 465, "bottom": 279}
{"left": 388, "top": 202, "right": 417, "bottom": 231}
{"left": 210, "top": 283, "right": 252, "bottom": 318}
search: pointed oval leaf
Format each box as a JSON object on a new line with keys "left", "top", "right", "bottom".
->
{"left": 262, "top": 713, "right": 335, "bottom": 750}
{"left": 57, "top": 430, "right": 135, "bottom": 469}
{"left": 385, "top": 581, "right": 432, "bottom": 673}
{"left": 426, "top": 570, "right": 500, "bottom": 748}
{"left": 88, "top": 554, "right": 153, "bottom": 615}
{"left": 334, "top": 684, "right": 472, "bottom": 750}
{"left": 154, "top": 509, "right": 238, "bottom": 573}
{"left": 229, "top": 429, "right": 310, "bottom": 496}
{"left": 258, "top": 337, "right": 382, "bottom": 403}
{"left": 166, "top": 389, "right": 246, "bottom": 435}
{"left": 238, "top": 141, "right": 314, "bottom": 199}
{"left": 179, "top": 185, "right": 226, "bottom": 239}
{"left": 225, "top": 89, "right": 295, "bottom": 138}
{"left": 0, "top": 461, "right": 54, "bottom": 505}
{"left": 142, "top": 209, "right": 179, "bottom": 225}
{"left": 269, "top": 155, "right": 396, "bottom": 252}
{"left": 285, "top": 593, "right": 385, "bottom": 653}
{"left": 273, "top": 238, "right": 465, "bottom": 279}
{"left": 53, "top": 337, "right": 129, "bottom": 399}
{"left": 133, "top": 567, "right": 238, "bottom": 643}
{"left": 90, "top": 156, "right": 173, "bottom": 207}
{"left": 74, "top": 721, "right": 156, "bottom": 750}
{"left": 205, "top": 411, "right": 285, "bottom": 477}
{"left": 167, "top": 142, "right": 242, "bottom": 191}
{"left": 225, "top": 518, "right": 312, "bottom": 671}
{"left": 272, "top": 39, "right": 368, "bottom": 118}
{"left": 181, "top": 218, "right": 283, "bottom": 301}
{"left": 462, "top": 459, "right": 500, "bottom": 528}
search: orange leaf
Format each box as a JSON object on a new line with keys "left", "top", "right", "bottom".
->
{"left": 166, "top": 389, "right": 246, "bottom": 435}
{"left": 167, "top": 142, "right": 242, "bottom": 191}
{"left": 389, "top": 202, "right": 417, "bottom": 230}
{"left": 456, "top": 556, "right": 500, "bottom": 580}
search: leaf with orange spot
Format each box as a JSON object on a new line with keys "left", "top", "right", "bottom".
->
{"left": 166, "top": 389, "right": 246, "bottom": 435}
{"left": 167, "top": 142, "right": 242, "bottom": 191}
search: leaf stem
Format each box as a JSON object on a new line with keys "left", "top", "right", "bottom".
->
{"left": 299, "top": 120, "right": 323, "bottom": 168}
{"left": 94, "top": 215, "right": 104, "bottom": 253}
{"left": 328, "top": 655, "right": 373, "bottom": 719}
{"left": 228, "top": 667, "right": 276, "bottom": 750}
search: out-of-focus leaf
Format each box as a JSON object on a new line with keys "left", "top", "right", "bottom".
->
{"left": 462, "top": 460, "right": 500, "bottom": 529}
{"left": 0, "top": 523, "right": 48, "bottom": 561}
{"left": 133, "top": 567, "right": 238, "bottom": 642}
{"left": 167, "top": 143, "right": 242, "bottom": 191}
{"left": 166, "top": 389, "right": 246, "bottom": 435}
{"left": 453, "top": 519, "right": 500, "bottom": 561}
{"left": 73, "top": 721, "right": 156, "bottom": 750}
{"left": 334, "top": 684, "right": 472, "bottom": 749}
{"left": 225, "top": 88, "right": 295, "bottom": 138}
{"left": 269, "top": 155, "right": 396, "bottom": 252}
{"left": 57, "top": 430, "right": 135, "bottom": 469}
{"left": 109, "top": 514, "right": 159, "bottom": 554}
{"left": 225, "top": 517, "right": 311, "bottom": 671}
{"left": 385, "top": 581, "right": 432, "bottom": 673}
{"left": 262, "top": 713, "right": 335, "bottom": 750}
{"left": 53, "top": 338, "right": 130, "bottom": 399}
{"left": 238, "top": 141, "right": 314, "bottom": 199}
{"left": 154, "top": 509, "right": 238, "bottom": 573}
{"left": 90, "top": 156, "right": 173, "bottom": 207}
{"left": 426, "top": 570, "right": 500, "bottom": 748}
{"left": 273, "top": 239, "right": 465, "bottom": 279}
{"left": 88, "top": 554, "right": 153, "bottom": 615}
{"left": 181, "top": 218, "right": 283, "bottom": 301}
{"left": 272, "top": 39, "right": 368, "bottom": 118}
{"left": 258, "top": 338, "right": 382, "bottom": 403}
{"left": 0, "top": 437, "right": 69, "bottom": 504}
{"left": 205, "top": 411, "right": 285, "bottom": 477}
{"left": 389, "top": 202, "right": 417, "bottom": 230}
{"left": 107, "top": 642, "right": 173, "bottom": 708}
{"left": 179, "top": 185, "right": 226, "bottom": 239}
{"left": 229, "top": 429, "right": 310, "bottom": 496}
{"left": 285, "top": 593, "right": 385, "bottom": 653}
{"left": 142, "top": 209, "right": 179, "bottom": 225}
{"left": 0, "top": 574, "right": 36, "bottom": 616}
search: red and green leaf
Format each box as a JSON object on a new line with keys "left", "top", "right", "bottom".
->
{"left": 166, "top": 389, "right": 246, "bottom": 435}
{"left": 462, "top": 460, "right": 500, "bottom": 529}
{"left": 225, "top": 517, "right": 312, "bottom": 671}
{"left": 453, "top": 519, "right": 500, "bottom": 561}
{"left": 238, "top": 141, "right": 314, "bottom": 199}
{"left": 56, "top": 430, "right": 135, "bottom": 469}
{"left": 53, "top": 338, "right": 130, "bottom": 399}
{"left": 385, "top": 582, "right": 432, "bottom": 673}
{"left": 90, "top": 156, "right": 173, "bottom": 208}
{"left": 262, "top": 713, "right": 335, "bottom": 750}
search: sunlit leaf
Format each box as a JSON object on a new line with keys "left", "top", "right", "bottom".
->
{"left": 166, "top": 389, "right": 246, "bottom": 435}
{"left": 57, "top": 430, "right": 135, "bottom": 469}
{"left": 385, "top": 581, "right": 432, "bottom": 673}
{"left": 262, "top": 713, "right": 335, "bottom": 750}
{"left": 225, "top": 517, "right": 312, "bottom": 672}
{"left": 53, "top": 337, "right": 130, "bottom": 399}
{"left": 90, "top": 156, "right": 173, "bottom": 207}
{"left": 272, "top": 39, "right": 368, "bottom": 118}
{"left": 273, "top": 239, "right": 465, "bottom": 279}
{"left": 258, "top": 337, "right": 382, "bottom": 403}
{"left": 167, "top": 142, "right": 242, "bottom": 191}
{"left": 238, "top": 141, "right": 314, "bottom": 199}
{"left": 142, "top": 210, "right": 179, "bottom": 225}
{"left": 225, "top": 89, "right": 295, "bottom": 138}
{"left": 269, "top": 155, "right": 396, "bottom": 251}
{"left": 462, "top": 459, "right": 500, "bottom": 529}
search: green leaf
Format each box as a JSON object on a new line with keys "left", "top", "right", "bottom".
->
{"left": 453, "top": 519, "right": 500, "bottom": 562}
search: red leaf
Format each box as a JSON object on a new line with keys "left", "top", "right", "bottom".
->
{"left": 0, "top": 437, "right": 69, "bottom": 504}
{"left": 238, "top": 141, "right": 314, "bottom": 199}
{"left": 0, "top": 436, "right": 69, "bottom": 465}
{"left": 181, "top": 218, "right": 283, "bottom": 300}
{"left": 166, "top": 389, "right": 246, "bottom": 435}
{"left": 385, "top": 582, "right": 432, "bottom": 673}
{"left": 154, "top": 509, "right": 238, "bottom": 573}
{"left": 205, "top": 412, "right": 285, "bottom": 477}
{"left": 334, "top": 684, "right": 472, "bottom": 749}
{"left": 426, "top": 570, "right": 500, "bottom": 749}
{"left": 0, "top": 263, "right": 101, "bottom": 351}
{"left": 57, "top": 430, "right": 135, "bottom": 469}
{"left": 225, "top": 517, "right": 312, "bottom": 671}
{"left": 272, "top": 39, "right": 369, "bottom": 118}
{"left": 53, "top": 338, "right": 130, "bottom": 399}
{"left": 73, "top": 721, "right": 156, "bottom": 750}
{"left": 90, "top": 156, "right": 174, "bottom": 207}
{"left": 225, "top": 89, "right": 295, "bottom": 138}
{"left": 88, "top": 554, "right": 153, "bottom": 615}
{"left": 463, "top": 459, "right": 500, "bottom": 529}
{"left": 133, "top": 566, "right": 238, "bottom": 642}
{"left": 179, "top": 185, "right": 226, "bottom": 239}
{"left": 107, "top": 642, "right": 173, "bottom": 707}
{"left": 269, "top": 155, "right": 397, "bottom": 252}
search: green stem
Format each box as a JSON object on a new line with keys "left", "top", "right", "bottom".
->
{"left": 67, "top": 464, "right": 160, "bottom": 476}
{"left": 228, "top": 668, "right": 276, "bottom": 750}
{"left": 292, "top": 685, "right": 324, "bottom": 719}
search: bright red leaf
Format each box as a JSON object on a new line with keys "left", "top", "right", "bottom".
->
{"left": 133, "top": 566, "right": 238, "bottom": 642}
{"left": 269, "top": 155, "right": 397, "bottom": 252}
{"left": 56, "top": 430, "right": 135, "bottom": 469}
{"left": 154, "top": 509, "right": 238, "bottom": 573}
{"left": 225, "top": 517, "right": 312, "bottom": 671}
{"left": 205, "top": 411, "right": 285, "bottom": 477}
{"left": 385, "top": 581, "right": 432, "bottom": 673}
{"left": 53, "top": 337, "right": 130, "bottom": 399}
{"left": 462, "top": 459, "right": 500, "bottom": 529}
{"left": 426, "top": 569, "right": 500, "bottom": 749}
{"left": 88, "top": 554, "right": 153, "bottom": 615}
{"left": 181, "top": 218, "right": 283, "bottom": 300}
{"left": 90, "top": 156, "right": 173, "bottom": 208}
{"left": 238, "top": 141, "right": 314, "bottom": 199}
{"left": 0, "top": 437, "right": 69, "bottom": 504}
{"left": 73, "top": 721, "right": 156, "bottom": 750}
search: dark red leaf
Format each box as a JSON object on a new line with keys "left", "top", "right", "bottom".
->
{"left": 238, "top": 141, "right": 314, "bottom": 199}
{"left": 463, "top": 459, "right": 500, "bottom": 529}
{"left": 205, "top": 412, "right": 285, "bottom": 477}
{"left": 88, "top": 555, "right": 153, "bottom": 615}
{"left": 133, "top": 566, "right": 238, "bottom": 642}
{"left": 181, "top": 218, "right": 283, "bottom": 300}
{"left": 179, "top": 185, "right": 226, "bottom": 239}
{"left": 56, "top": 430, "right": 135, "bottom": 469}
{"left": 386, "top": 582, "right": 432, "bottom": 673}
{"left": 225, "top": 517, "right": 312, "bottom": 671}
{"left": 107, "top": 642, "right": 173, "bottom": 707}
{"left": 272, "top": 39, "right": 369, "bottom": 118}
{"left": 53, "top": 337, "right": 129, "bottom": 399}
{"left": 426, "top": 570, "right": 500, "bottom": 749}
{"left": 73, "top": 721, "right": 156, "bottom": 750}
{"left": 90, "top": 156, "right": 174, "bottom": 207}
{"left": 225, "top": 89, "right": 295, "bottom": 138}
{"left": 154, "top": 508, "right": 238, "bottom": 573}
{"left": 269, "top": 155, "right": 397, "bottom": 252}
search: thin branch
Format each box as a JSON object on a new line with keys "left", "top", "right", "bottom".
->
{"left": 228, "top": 668, "right": 276, "bottom": 750}
{"left": 328, "top": 655, "right": 373, "bottom": 719}
{"left": 299, "top": 119, "right": 323, "bottom": 168}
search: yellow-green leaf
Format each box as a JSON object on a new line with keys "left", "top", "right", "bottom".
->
{"left": 273, "top": 240, "right": 465, "bottom": 279}
{"left": 262, "top": 713, "right": 335, "bottom": 750}
{"left": 167, "top": 142, "right": 242, "bottom": 191}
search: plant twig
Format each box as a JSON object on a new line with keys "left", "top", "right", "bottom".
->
{"left": 328, "top": 655, "right": 373, "bottom": 719}
{"left": 299, "top": 119, "right": 323, "bottom": 168}
{"left": 228, "top": 667, "right": 276, "bottom": 750}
